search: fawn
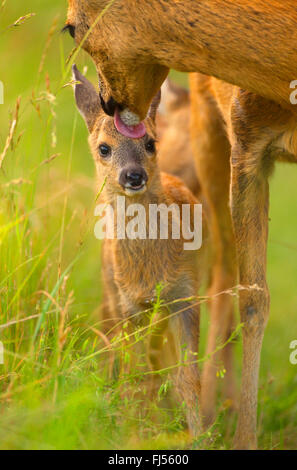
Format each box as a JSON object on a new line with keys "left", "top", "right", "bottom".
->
{"left": 72, "top": 65, "right": 208, "bottom": 437}
{"left": 65, "top": 0, "right": 297, "bottom": 449}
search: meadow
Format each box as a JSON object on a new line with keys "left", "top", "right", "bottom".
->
{"left": 0, "top": 0, "right": 296, "bottom": 450}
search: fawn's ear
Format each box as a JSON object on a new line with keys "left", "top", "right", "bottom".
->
{"left": 148, "top": 90, "right": 161, "bottom": 123}
{"left": 72, "top": 64, "right": 101, "bottom": 132}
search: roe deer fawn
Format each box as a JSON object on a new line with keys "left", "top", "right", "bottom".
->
{"left": 72, "top": 65, "right": 208, "bottom": 437}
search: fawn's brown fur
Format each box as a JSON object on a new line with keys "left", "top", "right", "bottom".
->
{"left": 66, "top": 0, "right": 297, "bottom": 449}
{"left": 72, "top": 65, "right": 208, "bottom": 437}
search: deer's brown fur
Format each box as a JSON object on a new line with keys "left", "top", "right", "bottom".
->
{"left": 67, "top": 0, "right": 297, "bottom": 123}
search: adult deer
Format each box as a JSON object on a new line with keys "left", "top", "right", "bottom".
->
{"left": 64, "top": 0, "right": 297, "bottom": 449}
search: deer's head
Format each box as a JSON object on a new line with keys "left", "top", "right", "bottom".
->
{"left": 66, "top": 0, "right": 169, "bottom": 138}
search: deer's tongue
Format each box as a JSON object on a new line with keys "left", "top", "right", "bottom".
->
{"left": 114, "top": 109, "right": 146, "bottom": 139}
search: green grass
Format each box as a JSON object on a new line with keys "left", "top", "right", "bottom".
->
{"left": 0, "top": 0, "right": 297, "bottom": 450}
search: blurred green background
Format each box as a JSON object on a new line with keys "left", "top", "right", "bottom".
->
{"left": 0, "top": 0, "right": 296, "bottom": 450}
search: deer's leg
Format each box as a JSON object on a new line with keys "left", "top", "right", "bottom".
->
{"left": 232, "top": 154, "right": 270, "bottom": 449}
{"left": 229, "top": 92, "right": 278, "bottom": 449}
{"left": 202, "top": 269, "right": 237, "bottom": 427}
{"left": 190, "top": 74, "right": 237, "bottom": 426}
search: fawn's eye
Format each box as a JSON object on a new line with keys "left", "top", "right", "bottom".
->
{"left": 145, "top": 139, "right": 156, "bottom": 153}
{"left": 62, "top": 24, "right": 75, "bottom": 39}
{"left": 99, "top": 144, "right": 111, "bottom": 158}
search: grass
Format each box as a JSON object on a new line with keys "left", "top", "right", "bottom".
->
{"left": 0, "top": 0, "right": 297, "bottom": 450}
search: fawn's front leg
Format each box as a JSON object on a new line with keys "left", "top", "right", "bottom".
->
{"left": 171, "top": 301, "right": 201, "bottom": 437}
{"left": 147, "top": 309, "right": 170, "bottom": 398}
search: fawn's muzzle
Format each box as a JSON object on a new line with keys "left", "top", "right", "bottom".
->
{"left": 119, "top": 167, "right": 148, "bottom": 193}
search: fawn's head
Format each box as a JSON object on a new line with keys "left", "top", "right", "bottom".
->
{"left": 73, "top": 65, "right": 161, "bottom": 200}
{"left": 66, "top": 0, "right": 169, "bottom": 136}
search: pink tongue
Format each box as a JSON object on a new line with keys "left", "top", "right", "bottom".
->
{"left": 114, "top": 109, "right": 146, "bottom": 139}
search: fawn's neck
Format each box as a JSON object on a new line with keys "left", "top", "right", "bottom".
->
{"left": 104, "top": 179, "right": 167, "bottom": 251}
{"left": 108, "top": 185, "right": 164, "bottom": 235}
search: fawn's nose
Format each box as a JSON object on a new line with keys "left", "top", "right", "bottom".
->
{"left": 119, "top": 167, "right": 148, "bottom": 191}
